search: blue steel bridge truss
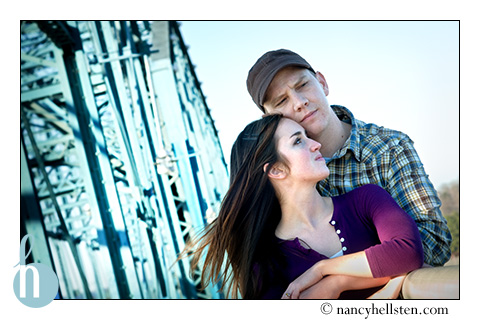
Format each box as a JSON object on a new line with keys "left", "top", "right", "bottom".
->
{"left": 20, "top": 21, "right": 229, "bottom": 299}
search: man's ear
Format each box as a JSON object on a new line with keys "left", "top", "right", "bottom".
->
{"left": 263, "top": 163, "right": 287, "bottom": 180}
{"left": 315, "top": 71, "right": 329, "bottom": 96}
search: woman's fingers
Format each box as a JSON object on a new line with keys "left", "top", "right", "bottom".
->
{"left": 282, "top": 284, "right": 300, "bottom": 299}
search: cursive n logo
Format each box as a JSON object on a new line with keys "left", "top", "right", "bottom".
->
{"left": 13, "top": 235, "right": 59, "bottom": 308}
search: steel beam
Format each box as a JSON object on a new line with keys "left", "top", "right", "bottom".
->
{"left": 21, "top": 20, "right": 228, "bottom": 299}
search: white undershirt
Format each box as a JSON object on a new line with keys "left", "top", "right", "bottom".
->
{"left": 329, "top": 249, "right": 344, "bottom": 259}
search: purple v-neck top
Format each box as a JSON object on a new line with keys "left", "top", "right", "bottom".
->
{"left": 257, "top": 184, "right": 424, "bottom": 299}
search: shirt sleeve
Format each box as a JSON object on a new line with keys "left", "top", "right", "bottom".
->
{"left": 361, "top": 185, "right": 425, "bottom": 278}
{"left": 383, "top": 135, "right": 452, "bottom": 266}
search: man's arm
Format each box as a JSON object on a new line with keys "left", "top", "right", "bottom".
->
{"left": 384, "top": 136, "right": 452, "bottom": 266}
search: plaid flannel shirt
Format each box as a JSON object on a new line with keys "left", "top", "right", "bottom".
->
{"left": 317, "top": 105, "right": 452, "bottom": 266}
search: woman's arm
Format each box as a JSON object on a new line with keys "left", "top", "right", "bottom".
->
{"left": 298, "top": 274, "right": 390, "bottom": 299}
{"left": 361, "top": 185, "right": 424, "bottom": 278}
{"left": 367, "top": 274, "right": 406, "bottom": 299}
{"left": 282, "top": 185, "right": 424, "bottom": 299}
{"left": 282, "top": 251, "right": 374, "bottom": 299}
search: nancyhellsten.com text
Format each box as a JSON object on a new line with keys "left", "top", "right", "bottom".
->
{"left": 320, "top": 302, "right": 449, "bottom": 319}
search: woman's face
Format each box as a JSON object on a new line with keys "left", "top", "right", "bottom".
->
{"left": 274, "top": 118, "right": 329, "bottom": 183}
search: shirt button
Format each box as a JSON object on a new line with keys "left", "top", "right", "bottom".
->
{"left": 331, "top": 221, "right": 336, "bottom": 225}
{"left": 336, "top": 229, "right": 341, "bottom": 234}
{"left": 342, "top": 247, "right": 347, "bottom": 251}
{"left": 340, "top": 238, "right": 345, "bottom": 242}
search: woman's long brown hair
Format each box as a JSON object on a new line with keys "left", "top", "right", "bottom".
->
{"left": 181, "top": 114, "right": 286, "bottom": 298}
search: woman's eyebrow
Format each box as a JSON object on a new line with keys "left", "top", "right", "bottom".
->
{"left": 289, "top": 131, "right": 302, "bottom": 139}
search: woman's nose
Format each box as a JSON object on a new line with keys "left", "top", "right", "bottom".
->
{"left": 310, "top": 140, "right": 321, "bottom": 152}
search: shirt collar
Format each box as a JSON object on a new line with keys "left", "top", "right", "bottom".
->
{"left": 329, "top": 105, "right": 362, "bottom": 162}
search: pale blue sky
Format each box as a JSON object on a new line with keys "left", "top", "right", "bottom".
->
{"left": 180, "top": 21, "right": 459, "bottom": 188}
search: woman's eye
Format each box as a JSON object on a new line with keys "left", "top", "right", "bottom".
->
{"left": 294, "top": 138, "right": 302, "bottom": 145}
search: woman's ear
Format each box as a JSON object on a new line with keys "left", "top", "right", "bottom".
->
{"left": 264, "top": 163, "right": 287, "bottom": 180}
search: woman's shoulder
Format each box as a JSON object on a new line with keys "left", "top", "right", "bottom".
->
{"left": 338, "top": 184, "right": 389, "bottom": 199}
{"left": 333, "top": 184, "right": 392, "bottom": 212}
{"left": 357, "top": 184, "right": 387, "bottom": 193}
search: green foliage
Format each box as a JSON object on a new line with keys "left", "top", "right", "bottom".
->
{"left": 445, "top": 212, "right": 459, "bottom": 256}
{"left": 438, "top": 180, "right": 459, "bottom": 217}
{"left": 437, "top": 180, "right": 459, "bottom": 257}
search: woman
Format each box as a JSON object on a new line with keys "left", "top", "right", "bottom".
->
{"left": 183, "top": 114, "right": 423, "bottom": 299}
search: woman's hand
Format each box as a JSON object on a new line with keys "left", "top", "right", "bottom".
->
{"left": 298, "top": 275, "right": 342, "bottom": 299}
{"left": 281, "top": 252, "right": 378, "bottom": 299}
{"left": 282, "top": 262, "right": 325, "bottom": 299}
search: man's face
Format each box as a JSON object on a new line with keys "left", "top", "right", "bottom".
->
{"left": 263, "top": 67, "right": 331, "bottom": 139}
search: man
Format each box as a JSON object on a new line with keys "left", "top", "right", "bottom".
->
{"left": 246, "top": 49, "right": 455, "bottom": 298}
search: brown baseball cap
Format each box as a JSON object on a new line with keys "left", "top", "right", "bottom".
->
{"left": 247, "top": 49, "right": 315, "bottom": 112}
